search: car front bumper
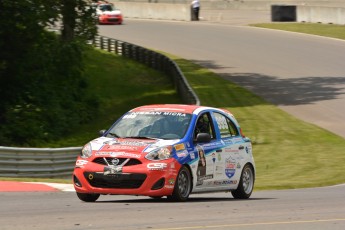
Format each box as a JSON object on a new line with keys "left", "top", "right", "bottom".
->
{"left": 73, "top": 156, "right": 181, "bottom": 196}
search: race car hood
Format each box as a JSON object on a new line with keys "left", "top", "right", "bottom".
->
{"left": 88, "top": 137, "right": 180, "bottom": 157}
{"left": 99, "top": 10, "right": 121, "bottom": 16}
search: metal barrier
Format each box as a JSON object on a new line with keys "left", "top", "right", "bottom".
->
{"left": 0, "top": 146, "right": 81, "bottom": 178}
{"left": 0, "top": 36, "right": 199, "bottom": 179}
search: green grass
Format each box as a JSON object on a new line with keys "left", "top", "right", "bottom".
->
{"left": 169, "top": 55, "right": 345, "bottom": 190}
{"left": 251, "top": 23, "right": 345, "bottom": 40}
{"left": 3, "top": 23, "right": 345, "bottom": 190}
{"left": 45, "top": 49, "right": 182, "bottom": 147}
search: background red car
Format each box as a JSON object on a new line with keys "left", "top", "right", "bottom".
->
{"left": 96, "top": 3, "right": 123, "bottom": 25}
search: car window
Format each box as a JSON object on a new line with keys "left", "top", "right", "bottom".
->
{"left": 194, "top": 112, "right": 215, "bottom": 139}
{"left": 213, "top": 112, "right": 239, "bottom": 138}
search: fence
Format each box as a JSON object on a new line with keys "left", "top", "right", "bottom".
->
{"left": 0, "top": 146, "right": 81, "bottom": 178}
{"left": 0, "top": 36, "right": 199, "bottom": 178}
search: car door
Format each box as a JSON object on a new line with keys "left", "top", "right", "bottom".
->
{"left": 211, "top": 112, "right": 243, "bottom": 189}
{"left": 192, "top": 112, "right": 223, "bottom": 190}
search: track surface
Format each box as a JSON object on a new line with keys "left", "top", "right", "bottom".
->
{"left": 1, "top": 184, "right": 345, "bottom": 230}
{"left": 98, "top": 19, "right": 345, "bottom": 139}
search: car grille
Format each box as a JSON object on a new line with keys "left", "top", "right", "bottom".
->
{"left": 108, "top": 18, "right": 120, "bottom": 22}
{"left": 93, "top": 157, "right": 141, "bottom": 166}
{"left": 84, "top": 172, "right": 147, "bottom": 189}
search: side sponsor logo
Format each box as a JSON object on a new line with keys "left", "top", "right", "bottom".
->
{"left": 225, "top": 157, "right": 236, "bottom": 179}
{"left": 174, "top": 143, "right": 185, "bottom": 151}
{"left": 96, "top": 152, "right": 141, "bottom": 158}
{"left": 76, "top": 160, "right": 88, "bottom": 167}
{"left": 147, "top": 163, "right": 168, "bottom": 170}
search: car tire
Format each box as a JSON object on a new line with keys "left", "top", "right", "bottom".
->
{"left": 167, "top": 165, "right": 192, "bottom": 202}
{"left": 76, "top": 192, "right": 100, "bottom": 202}
{"left": 231, "top": 164, "right": 254, "bottom": 199}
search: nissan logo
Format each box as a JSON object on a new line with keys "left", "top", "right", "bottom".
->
{"left": 111, "top": 158, "right": 120, "bottom": 165}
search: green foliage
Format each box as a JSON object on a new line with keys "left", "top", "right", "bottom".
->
{"left": 0, "top": 0, "right": 99, "bottom": 146}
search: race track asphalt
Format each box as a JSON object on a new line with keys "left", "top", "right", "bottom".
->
{"left": 97, "top": 16, "right": 345, "bottom": 139}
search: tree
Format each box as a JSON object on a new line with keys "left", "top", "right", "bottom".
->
{"left": 0, "top": 0, "right": 99, "bottom": 146}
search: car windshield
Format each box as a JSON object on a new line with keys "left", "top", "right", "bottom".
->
{"left": 107, "top": 111, "right": 192, "bottom": 140}
{"left": 99, "top": 4, "right": 114, "bottom": 11}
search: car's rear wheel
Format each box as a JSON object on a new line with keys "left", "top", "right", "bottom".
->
{"left": 231, "top": 164, "right": 254, "bottom": 199}
{"left": 76, "top": 192, "right": 100, "bottom": 202}
{"left": 167, "top": 165, "right": 192, "bottom": 202}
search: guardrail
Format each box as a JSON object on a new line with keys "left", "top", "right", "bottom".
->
{"left": 93, "top": 35, "right": 200, "bottom": 105}
{"left": 0, "top": 35, "right": 200, "bottom": 179}
{"left": 0, "top": 146, "right": 81, "bottom": 178}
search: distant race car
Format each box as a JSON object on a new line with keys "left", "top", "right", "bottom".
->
{"left": 95, "top": 3, "right": 123, "bottom": 25}
{"left": 73, "top": 104, "right": 255, "bottom": 202}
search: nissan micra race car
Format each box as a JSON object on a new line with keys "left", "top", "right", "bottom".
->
{"left": 73, "top": 104, "right": 255, "bottom": 202}
{"left": 95, "top": 3, "right": 123, "bottom": 25}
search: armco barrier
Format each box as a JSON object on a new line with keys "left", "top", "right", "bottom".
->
{"left": 0, "top": 146, "right": 81, "bottom": 178}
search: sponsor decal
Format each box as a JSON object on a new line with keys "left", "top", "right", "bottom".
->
{"left": 165, "top": 185, "right": 174, "bottom": 189}
{"left": 225, "top": 157, "right": 236, "bottom": 179}
{"left": 170, "top": 162, "right": 175, "bottom": 168}
{"left": 125, "top": 111, "right": 187, "bottom": 117}
{"left": 147, "top": 163, "right": 168, "bottom": 170}
{"left": 162, "top": 112, "right": 186, "bottom": 117}
{"left": 168, "top": 178, "right": 175, "bottom": 185}
{"left": 174, "top": 143, "right": 185, "bottom": 151}
{"left": 199, "top": 175, "right": 213, "bottom": 180}
{"left": 105, "top": 145, "right": 139, "bottom": 151}
{"left": 96, "top": 152, "right": 141, "bottom": 158}
{"left": 212, "top": 152, "right": 216, "bottom": 163}
{"left": 223, "top": 139, "right": 233, "bottom": 145}
{"left": 237, "top": 162, "right": 241, "bottom": 169}
{"left": 176, "top": 150, "right": 188, "bottom": 158}
{"left": 224, "top": 148, "right": 239, "bottom": 153}
{"left": 232, "top": 137, "right": 243, "bottom": 143}
{"left": 76, "top": 160, "right": 88, "bottom": 167}
{"left": 117, "top": 141, "right": 151, "bottom": 146}
{"left": 190, "top": 152, "right": 195, "bottom": 160}
{"left": 213, "top": 180, "right": 237, "bottom": 186}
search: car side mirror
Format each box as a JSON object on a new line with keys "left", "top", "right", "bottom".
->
{"left": 196, "top": 133, "right": 211, "bottom": 143}
{"left": 99, "top": 130, "right": 106, "bottom": 137}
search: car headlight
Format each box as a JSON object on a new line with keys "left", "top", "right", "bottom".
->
{"left": 80, "top": 143, "right": 92, "bottom": 159}
{"left": 145, "top": 146, "right": 172, "bottom": 161}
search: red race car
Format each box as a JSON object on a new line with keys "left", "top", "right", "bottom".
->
{"left": 95, "top": 3, "right": 123, "bottom": 25}
{"left": 73, "top": 104, "right": 255, "bottom": 202}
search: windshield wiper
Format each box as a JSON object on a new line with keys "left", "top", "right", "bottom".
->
{"left": 123, "top": 136, "right": 159, "bottom": 140}
{"left": 108, "top": 132, "right": 121, "bottom": 138}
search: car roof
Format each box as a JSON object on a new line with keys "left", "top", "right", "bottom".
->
{"left": 130, "top": 104, "right": 233, "bottom": 115}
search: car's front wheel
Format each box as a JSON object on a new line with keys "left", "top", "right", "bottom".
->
{"left": 76, "top": 192, "right": 100, "bottom": 202}
{"left": 231, "top": 164, "right": 254, "bottom": 199}
{"left": 167, "top": 165, "right": 192, "bottom": 202}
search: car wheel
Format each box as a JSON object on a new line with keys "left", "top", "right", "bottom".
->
{"left": 231, "top": 164, "right": 254, "bottom": 199}
{"left": 167, "top": 165, "right": 192, "bottom": 202}
{"left": 76, "top": 192, "right": 100, "bottom": 202}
